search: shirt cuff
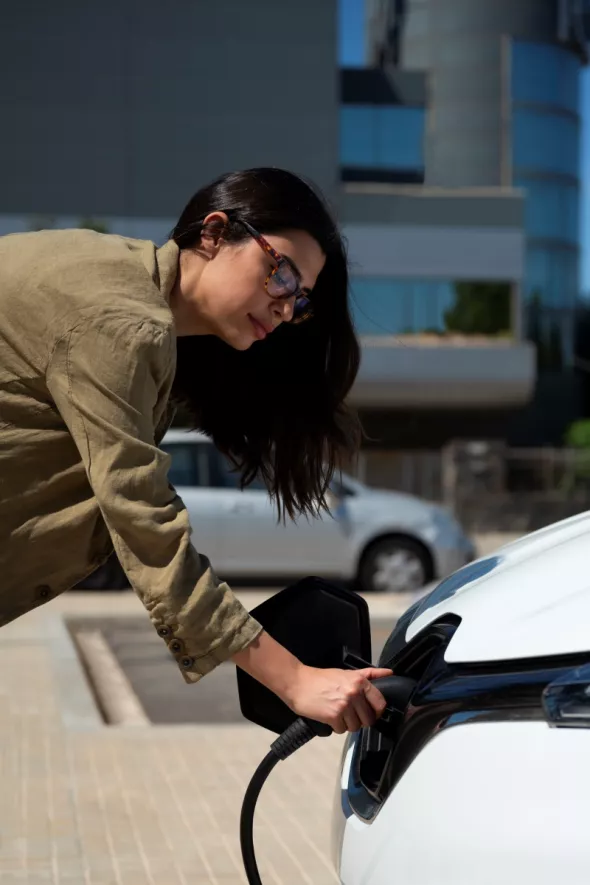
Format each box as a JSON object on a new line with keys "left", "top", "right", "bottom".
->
{"left": 178, "top": 613, "right": 263, "bottom": 684}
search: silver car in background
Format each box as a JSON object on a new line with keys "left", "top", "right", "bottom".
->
{"left": 160, "top": 430, "right": 474, "bottom": 593}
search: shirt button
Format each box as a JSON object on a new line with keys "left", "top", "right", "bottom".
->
{"left": 37, "top": 585, "right": 51, "bottom": 599}
{"left": 157, "top": 626, "right": 171, "bottom": 638}
{"left": 180, "top": 656, "right": 194, "bottom": 670}
{"left": 169, "top": 639, "right": 184, "bottom": 654}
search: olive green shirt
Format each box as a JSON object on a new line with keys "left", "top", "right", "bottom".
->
{"left": 0, "top": 228, "right": 262, "bottom": 683}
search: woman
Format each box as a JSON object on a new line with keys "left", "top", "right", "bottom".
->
{"left": 0, "top": 167, "right": 390, "bottom": 734}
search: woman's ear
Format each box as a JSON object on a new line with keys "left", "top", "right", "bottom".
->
{"left": 200, "top": 211, "right": 230, "bottom": 251}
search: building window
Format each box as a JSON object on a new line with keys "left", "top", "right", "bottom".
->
{"left": 350, "top": 278, "right": 512, "bottom": 336}
{"left": 511, "top": 38, "right": 581, "bottom": 316}
{"left": 340, "top": 105, "right": 376, "bottom": 167}
{"left": 522, "top": 247, "right": 579, "bottom": 309}
{"left": 513, "top": 110, "right": 580, "bottom": 179}
{"left": 340, "top": 105, "right": 425, "bottom": 173}
{"left": 511, "top": 40, "right": 580, "bottom": 114}
{"left": 515, "top": 178, "right": 580, "bottom": 245}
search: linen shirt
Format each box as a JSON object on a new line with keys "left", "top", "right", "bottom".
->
{"left": 0, "top": 229, "right": 262, "bottom": 683}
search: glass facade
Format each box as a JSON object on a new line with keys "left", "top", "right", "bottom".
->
{"left": 350, "top": 278, "right": 511, "bottom": 336}
{"left": 340, "top": 105, "right": 425, "bottom": 172}
{"left": 513, "top": 110, "right": 579, "bottom": 178}
{"left": 350, "top": 278, "right": 454, "bottom": 334}
{"left": 515, "top": 177, "right": 579, "bottom": 244}
{"left": 511, "top": 40, "right": 580, "bottom": 112}
{"left": 522, "top": 246, "right": 580, "bottom": 310}
{"left": 511, "top": 39, "right": 582, "bottom": 366}
{"left": 511, "top": 40, "right": 581, "bottom": 284}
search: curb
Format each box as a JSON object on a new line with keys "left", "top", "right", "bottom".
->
{"left": 74, "top": 628, "right": 150, "bottom": 726}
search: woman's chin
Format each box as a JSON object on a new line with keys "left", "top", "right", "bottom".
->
{"left": 218, "top": 328, "right": 256, "bottom": 351}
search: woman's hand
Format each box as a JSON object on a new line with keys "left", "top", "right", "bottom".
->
{"left": 232, "top": 630, "right": 392, "bottom": 734}
{"left": 284, "top": 665, "right": 393, "bottom": 734}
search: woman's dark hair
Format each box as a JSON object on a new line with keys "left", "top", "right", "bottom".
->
{"left": 170, "top": 167, "right": 361, "bottom": 520}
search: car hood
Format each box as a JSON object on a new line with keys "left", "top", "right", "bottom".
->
{"left": 404, "top": 510, "right": 590, "bottom": 663}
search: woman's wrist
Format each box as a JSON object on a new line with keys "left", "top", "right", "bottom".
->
{"left": 231, "top": 629, "right": 306, "bottom": 708}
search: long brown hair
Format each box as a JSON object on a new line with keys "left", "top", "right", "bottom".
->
{"left": 170, "top": 168, "right": 361, "bottom": 520}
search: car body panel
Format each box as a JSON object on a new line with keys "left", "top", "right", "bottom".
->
{"left": 338, "top": 721, "right": 590, "bottom": 885}
{"left": 404, "top": 509, "right": 590, "bottom": 662}
{"left": 211, "top": 486, "right": 353, "bottom": 576}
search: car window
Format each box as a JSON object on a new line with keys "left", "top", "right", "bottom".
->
{"left": 160, "top": 442, "right": 212, "bottom": 487}
{"left": 211, "top": 450, "right": 267, "bottom": 492}
{"left": 161, "top": 441, "right": 268, "bottom": 492}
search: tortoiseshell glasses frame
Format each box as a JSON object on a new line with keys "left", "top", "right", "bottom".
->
{"left": 237, "top": 219, "right": 313, "bottom": 324}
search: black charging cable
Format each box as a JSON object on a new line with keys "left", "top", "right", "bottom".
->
{"left": 240, "top": 717, "right": 323, "bottom": 885}
{"left": 240, "top": 675, "right": 416, "bottom": 885}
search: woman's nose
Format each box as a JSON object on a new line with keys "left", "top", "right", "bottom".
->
{"left": 272, "top": 298, "right": 295, "bottom": 324}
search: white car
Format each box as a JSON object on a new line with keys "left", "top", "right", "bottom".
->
{"left": 332, "top": 511, "right": 590, "bottom": 884}
{"left": 160, "top": 429, "right": 474, "bottom": 593}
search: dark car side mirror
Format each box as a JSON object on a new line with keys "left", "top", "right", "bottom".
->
{"left": 236, "top": 577, "right": 372, "bottom": 735}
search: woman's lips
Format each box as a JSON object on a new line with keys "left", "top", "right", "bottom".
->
{"left": 248, "top": 314, "right": 269, "bottom": 341}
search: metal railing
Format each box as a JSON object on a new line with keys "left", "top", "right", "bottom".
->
{"left": 356, "top": 444, "right": 590, "bottom": 533}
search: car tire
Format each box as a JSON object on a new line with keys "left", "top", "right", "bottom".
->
{"left": 359, "top": 536, "right": 433, "bottom": 594}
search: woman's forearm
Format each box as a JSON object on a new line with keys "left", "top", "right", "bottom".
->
{"left": 231, "top": 629, "right": 304, "bottom": 706}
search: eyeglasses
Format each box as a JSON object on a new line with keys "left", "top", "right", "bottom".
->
{"left": 238, "top": 220, "right": 313, "bottom": 324}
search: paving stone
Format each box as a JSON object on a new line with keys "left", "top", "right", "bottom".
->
{"left": 0, "top": 595, "right": 345, "bottom": 884}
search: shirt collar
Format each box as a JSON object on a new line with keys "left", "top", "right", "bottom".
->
{"left": 155, "top": 239, "right": 180, "bottom": 304}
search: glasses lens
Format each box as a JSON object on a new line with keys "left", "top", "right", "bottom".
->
{"left": 292, "top": 295, "right": 313, "bottom": 324}
{"left": 267, "top": 262, "right": 298, "bottom": 298}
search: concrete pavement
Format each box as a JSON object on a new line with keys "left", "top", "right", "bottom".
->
{"left": 0, "top": 591, "right": 356, "bottom": 885}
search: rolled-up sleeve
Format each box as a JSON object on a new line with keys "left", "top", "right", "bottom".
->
{"left": 46, "top": 311, "right": 262, "bottom": 683}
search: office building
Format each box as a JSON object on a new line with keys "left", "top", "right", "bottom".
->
{"left": 1, "top": 0, "right": 587, "bottom": 446}
{"left": 363, "top": 0, "right": 589, "bottom": 444}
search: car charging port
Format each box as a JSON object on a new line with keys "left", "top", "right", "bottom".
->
{"left": 347, "top": 617, "right": 462, "bottom": 819}
{"left": 371, "top": 674, "right": 417, "bottom": 732}
{"left": 355, "top": 674, "right": 417, "bottom": 799}
{"left": 342, "top": 650, "right": 417, "bottom": 737}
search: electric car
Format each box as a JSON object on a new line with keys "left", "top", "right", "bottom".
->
{"left": 331, "top": 510, "right": 590, "bottom": 885}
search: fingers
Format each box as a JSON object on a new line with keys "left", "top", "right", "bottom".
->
{"left": 331, "top": 716, "right": 348, "bottom": 735}
{"left": 305, "top": 668, "right": 396, "bottom": 735}
{"left": 363, "top": 680, "right": 388, "bottom": 718}
{"left": 343, "top": 673, "right": 391, "bottom": 732}
{"left": 343, "top": 706, "right": 363, "bottom": 733}
{"left": 342, "top": 689, "right": 384, "bottom": 732}
{"left": 352, "top": 695, "right": 377, "bottom": 729}
{"left": 360, "top": 667, "right": 393, "bottom": 680}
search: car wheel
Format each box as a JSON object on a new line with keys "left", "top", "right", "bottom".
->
{"left": 359, "top": 536, "right": 432, "bottom": 593}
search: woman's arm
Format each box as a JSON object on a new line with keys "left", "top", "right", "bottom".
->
{"left": 46, "top": 310, "right": 263, "bottom": 684}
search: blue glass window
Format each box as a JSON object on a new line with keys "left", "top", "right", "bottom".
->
{"left": 340, "top": 106, "right": 376, "bottom": 167}
{"left": 511, "top": 40, "right": 580, "bottom": 114}
{"left": 523, "top": 247, "right": 579, "bottom": 309}
{"left": 349, "top": 278, "right": 458, "bottom": 335}
{"left": 376, "top": 107, "right": 425, "bottom": 169}
{"left": 513, "top": 110, "right": 580, "bottom": 178}
{"left": 516, "top": 178, "right": 580, "bottom": 245}
{"left": 340, "top": 105, "right": 425, "bottom": 171}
